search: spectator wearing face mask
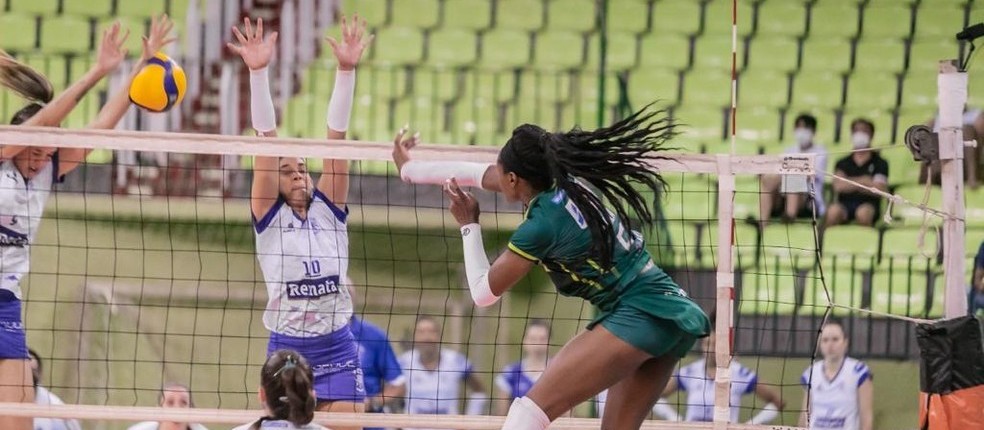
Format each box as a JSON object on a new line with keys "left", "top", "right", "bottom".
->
{"left": 825, "top": 118, "right": 888, "bottom": 228}
{"left": 759, "top": 113, "right": 828, "bottom": 225}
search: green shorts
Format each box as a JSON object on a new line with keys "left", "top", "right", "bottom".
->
{"left": 593, "top": 303, "right": 705, "bottom": 358}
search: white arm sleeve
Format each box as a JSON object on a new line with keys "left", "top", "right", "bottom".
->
{"left": 249, "top": 67, "right": 277, "bottom": 133}
{"left": 460, "top": 223, "right": 500, "bottom": 307}
{"left": 400, "top": 160, "right": 490, "bottom": 189}
{"left": 326, "top": 68, "right": 355, "bottom": 131}
{"left": 652, "top": 398, "right": 682, "bottom": 421}
{"left": 748, "top": 403, "right": 779, "bottom": 425}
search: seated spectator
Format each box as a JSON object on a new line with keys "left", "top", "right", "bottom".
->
{"left": 760, "top": 113, "right": 828, "bottom": 225}
{"left": 494, "top": 320, "right": 551, "bottom": 415}
{"left": 127, "top": 383, "right": 208, "bottom": 430}
{"left": 28, "top": 349, "right": 81, "bottom": 430}
{"left": 919, "top": 108, "right": 983, "bottom": 188}
{"left": 970, "top": 240, "right": 984, "bottom": 316}
{"left": 826, "top": 119, "right": 889, "bottom": 228}
{"left": 350, "top": 309, "right": 405, "bottom": 429}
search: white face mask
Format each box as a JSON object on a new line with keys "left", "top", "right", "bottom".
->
{"left": 794, "top": 128, "right": 814, "bottom": 148}
{"left": 851, "top": 131, "right": 871, "bottom": 149}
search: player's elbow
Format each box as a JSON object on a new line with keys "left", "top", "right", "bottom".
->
{"left": 469, "top": 276, "right": 500, "bottom": 307}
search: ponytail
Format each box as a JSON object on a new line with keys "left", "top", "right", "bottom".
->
{"left": 259, "top": 349, "right": 316, "bottom": 428}
{"left": 498, "top": 103, "right": 676, "bottom": 268}
{"left": 0, "top": 49, "right": 54, "bottom": 124}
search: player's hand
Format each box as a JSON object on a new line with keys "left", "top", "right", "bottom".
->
{"left": 392, "top": 125, "right": 419, "bottom": 177}
{"left": 94, "top": 21, "right": 130, "bottom": 75}
{"left": 444, "top": 178, "right": 480, "bottom": 225}
{"left": 228, "top": 17, "right": 279, "bottom": 71}
{"left": 326, "top": 14, "right": 373, "bottom": 71}
{"left": 140, "top": 14, "right": 178, "bottom": 63}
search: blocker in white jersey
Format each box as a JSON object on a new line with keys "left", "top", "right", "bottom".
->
{"left": 801, "top": 357, "right": 872, "bottom": 430}
{"left": 676, "top": 358, "right": 758, "bottom": 422}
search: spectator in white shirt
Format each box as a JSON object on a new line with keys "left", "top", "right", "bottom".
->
{"left": 760, "top": 113, "right": 828, "bottom": 225}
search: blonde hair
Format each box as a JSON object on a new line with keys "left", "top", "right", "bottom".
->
{"left": 0, "top": 49, "right": 54, "bottom": 124}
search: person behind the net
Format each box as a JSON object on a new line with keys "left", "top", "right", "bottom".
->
{"left": 759, "top": 113, "right": 828, "bottom": 226}
{"left": 824, "top": 118, "right": 889, "bottom": 229}
{"left": 0, "top": 16, "right": 175, "bottom": 430}
{"left": 391, "top": 104, "right": 711, "bottom": 429}
{"left": 127, "top": 383, "right": 208, "bottom": 430}
{"left": 493, "top": 319, "right": 551, "bottom": 415}
{"left": 28, "top": 348, "right": 81, "bottom": 430}
{"left": 233, "top": 349, "right": 327, "bottom": 430}
{"left": 798, "top": 319, "right": 873, "bottom": 430}
{"left": 397, "top": 315, "right": 487, "bottom": 429}
{"left": 228, "top": 15, "right": 371, "bottom": 429}
{"left": 348, "top": 293, "right": 405, "bottom": 430}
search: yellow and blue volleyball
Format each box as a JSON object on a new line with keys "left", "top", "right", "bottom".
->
{"left": 129, "top": 52, "right": 187, "bottom": 113}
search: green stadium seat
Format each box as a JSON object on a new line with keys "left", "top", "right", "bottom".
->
{"left": 650, "top": 220, "right": 695, "bottom": 268}
{"left": 168, "top": 0, "right": 194, "bottom": 20}
{"left": 496, "top": 0, "right": 544, "bottom": 31}
{"left": 64, "top": 0, "right": 113, "bottom": 17}
{"left": 967, "top": 228, "right": 984, "bottom": 259}
{"left": 801, "top": 39, "right": 852, "bottom": 74}
{"left": 391, "top": 0, "right": 439, "bottom": 28}
{"left": 792, "top": 72, "right": 844, "bottom": 110}
{"left": 739, "top": 270, "right": 798, "bottom": 315}
{"left": 673, "top": 104, "right": 726, "bottom": 141}
{"left": 585, "top": 32, "right": 638, "bottom": 71}
{"left": 40, "top": 16, "right": 92, "bottom": 54}
{"left": 845, "top": 72, "right": 899, "bottom": 112}
{"left": 519, "top": 70, "right": 572, "bottom": 103}
{"left": 427, "top": 28, "right": 477, "bottom": 67}
{"left": 761, "top": 223, "right": 818, "bottom": 270}
{"left": 971, "top": 5, "right": 984, "bottom": 31}
{"left": 861, "top": 5, "right": 913, "bottom": 40}
{"left": 878, "top": 136, "right": 920, "bottom": 185}
{"left": 740, "top": 70, "right": 790, "bottom": 109}
{"left": 478, "top": 30, "right": 531, "bottom": 69}
{"left": 901, "top": 71, "right": 937, "bottom": 111}
{"left": 467, "top": 70, "right": 517, "bottom": 103}
{"left": 21, "top": 53, "right": 67, "bottom": 91}
{"left": 882, "top": 226, "right": 940, "bottom": 269}
{"left": 8, "top": 0, "right": 58, "bottom": 14}
{"left": 661, "top": 173, "right": 717, "bottom": 221}
{"left": 970, "top": 70, "right": 984, "bottom": 107}
{"left": 693, "top": 36, "right": 743, "bottom": 71}
{"left": 734, "top": 107, "right": 782, "bottom": 145}
{"left": 733, "top": 223, "right": 760, "bottom": 268}
{"left": 733, "top": 176, "right": 762, "bottom": 219}
{"left": 372, "top": 27, "right": 424, "bottom": 66}
{"left": 63, "top": 94, "right": 100, "bottom": 129}
{"left": 393, "top": 96, "right": 443, "bottom": 139}
{"left": 546, "top": 0, "right": 596, "bottom": 32}
{"left": 757, "top": 2, "right": 807, "bottom": 37}
{"left": 840, "top": 107, "right": 896, "bottom": 145}
{"left": 284, "top": 95, "right": 316, "bottom": 137}
{"left": 810, "top": 3, "right": 860, "bottom": 39}
{"left": 802, "top": 268, "right": 863, "bottom": 315}
{"left": 822, "top": 225, "right": 880, "bottom": 270}
{"left": 413, "top": 68, "right": 461, "bottom": 102}
{"left": 747, "top": 38, "right": 799, "bottom": 74}
{"left": 908, "top": 40, "right": 960, "bottom": 74}
{"left": 534, "top": 31, "right": 584, "bottom": 70}
{"left": 966, "top": 188, "right": 984, "bottom": 226}
{"left": 341, "top": 0, "right": 388, "bottom": 27}
{"left": 638, "top": 34, "right": 690, "bottom": 71}
{"left": 577, "top": 72, "right": 619, "bottom": 105}
{"left": 511, "top": 97, "right": 558, "bottom": 130}
{"left": 854, "top": 39, "right": 906, "bottom": 74}
{"left": 787, "top": 105, "right": 838, "bottom": 145}
{"left": 0, "top": 14, "right": 37, "bottom": 52}
{"left": 362, "top": 65, "right": 408, "bottom": 99}
{"left": 628, "top": 69, "right": 680, "bottom": 105}
{"left": 683, "top": 69, "right": 732, "bottom": 107}
{"left": 651, "top": 0, "right": 702, "bottom": 36}
{"left": 302, "top": 64, "right": 332, "bottom": 96}
{"left": 98, "top": 18, "right": 147, "bottom": 58}
{"left": 117, "top": 0, "right": 167, "bottom": 18}
{"left": 914, "top": 7, "right": 966, "bottom": 41}
{"left": 85, "top": 149, "right": 113, "bottom": 164}
{"left": 442, "top": 0, "right": 491, "bottom": 30}
{"left": 926, "top": 273, "right": 945, "bottom": 318}
{"left": 702, "top": 0, "right": 753, "bottom": 36}
{"left": 870, "top": 269, "right": 932, "bottom": 317}
{"left": 66, "top": 55, "right": 109, "bottom": 91}
{"left": 559, "top": 99, "right": 610, "bottom": 130}
{"left": 607, "top": 0, "right": 649, "bottom": 34}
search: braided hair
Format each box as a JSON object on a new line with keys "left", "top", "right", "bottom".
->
{"left": 498, "top": 103, "right": 676, "bottom": 268}
{"left": 0, "top": 49, "right": 54, "bottom": 124}
{"left": 250, "top": 349, "right": 317, "bottom": 430}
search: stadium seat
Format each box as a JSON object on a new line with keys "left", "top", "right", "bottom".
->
{"left": 740, "top": 70, "right": 790, "bottom": 109}
{"left": 732, "top": 177, "right": 762, "bottom": 219}
{"left": 64, "top": 0, "right": 113, "bottom": 17}
{"left": 854, "top": 39, "right": 906, "bottom": 74}
{"left": 683, "top": 70, "right": 732, "bottom": 108}
{"left": 427, "top": 28, "right": 477, "bottom": 67}
{"left": 519, "top": 70, "right": 572, "bottom": 103}
{"left": 845, "top": 72, "right": 899, "bottom": 112}
{"left": 761, "top": 223, "right": 818, "bottom": 270}
{"left": 63, "top": 94, "right": 100, "bottom": 129}
{"left": 861, "top": 4, "right": 913, "bottom": 40}
{"left": 393, "top": 96, "right": 443, "bottom": 140}
{"left": 739, "top": 270, "right": 798, "bottom": 315}
{"left": 908, "top": 40, "right": 960, "bottom": 74}
{"left": 900, "top": 71, "right": 938, "bottom": 110}
{"left": 926, "top": 273, "right": 944, "bottom": 318}
{"left": 651, "top": 0, "right": 702, "bottom": 36}
{"left": 478, "top": 30, "right": 531, "bottom": 69}
{"left": 965, "top": 188, "right": 984, "bottom": 226}
{"left": 882, "top": 226, "right": 940, "bottom": 269}
{"left": 757, "top": 2, "right": 807, "bottom": 37}
{"left": 22, "top": 53, "right": 68, "bottom": 90}
{"left": 734, "top": 107, "right": 782, "bottom": 145}
{"left": 879, "top": 146, "right": 918, "bottom": 188}
{"left": 534, "top": 31, "right": 585, "bottom": 70}
{"left": 40, "top": 16, "right": 92, "bottom": 54}
{"left": 733, "top": 223, "right": 760, "bottom": 268}
{"left": 8, "top": 0, "right": 58, "bottom": 15}
{"left": 0, "top": 14, "right": 37, "bottom": 52}
{"left": 810, "top": 3, "right": 861, "bottom": 39}
{"left": 496, "top": 0, "right": 544, "bottom": 31}
{"left": 801, "top": 39, "right": 852, "bottom": 74}
{"left": 650, "top": 220, "right": 695, "bottom": 268}
{"left": 702, "top": 0, "right": 753, "bottom": 36}
{"left": 607, "top": 0, "right": 649, "bottom": 34}
{"left": 585, "top": 32, "right": 638, "bottom": 71}
{"left": 638, "top": 34, "right": 690, "bottom": 71}
{"left": 467, "top": 70, "right": 517, "bottom": 103}
{"left": 413, "top": 68, "right": 460, "bottom": 102}
{"left": 391, "top": 0, "right": 439, "bottom": 29}
{"left": 99, "top": 17, "right": 148, "bottom": 57}
{"left": 802, "top": 268, "right": 863, "bottom": 315}
{"left": 913, "top": 6, "right": 967, "bottom": 41}
{"left": 511, "top": 96, "right": 559, "bottom": 131}
{"left": 546, "top": 0, "right": 596, "bottom": 32}
{"left": 674, "top": 105, "right": 726, "bottom": 141}
{"left": 363, "top": 65, "right": 408, "bottom": 99}
{"left": 823, "top": 225, "right": 880, "bottom": 270}
{"left": 442, "top": 0, "right": 491, "bottom": 30}
{"left": 341, "top": 0, "right": 388, "bottom": 27}
{"left": 870, "top": 269, "right": 932, "bottom": 317}
{"left": 746, "top": 38, "right": 799, "bottom": 74}
{"left": 693, "top": 36, "right": 743, "bottom": 71}
{"left": 116, "top": 0, "right": 167, "bottom": 18}
{"left": 840, "top": 107, "right": 896, "bottom": 145}
{"left": 577, "top": 72, "right": 620, "bottom": 105}
{"left": 372, "top": 27, "right": 424, "bottom": 66}
{"left": 791, "top": 72, "right": 844, "bottom": 110}
{"left": 628, "top": 69, "right": 680, "bottom": 105}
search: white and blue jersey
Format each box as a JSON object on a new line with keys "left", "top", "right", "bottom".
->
{"left": 494, "top": 361, "right": 538, "bottom": 401}
{"left": 676, "top": 359, "right": 758, "bottom": 422}
{"left": 801, "top": 357, "right": 872, "bottom": 430}
{"left": 398, "top": 348, "right": 474, "bottom": 426}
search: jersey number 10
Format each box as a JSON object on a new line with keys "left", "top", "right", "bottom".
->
{"left": 302, "top": 260, "right": 322, "bottom": 277}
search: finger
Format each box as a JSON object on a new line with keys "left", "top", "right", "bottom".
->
{"left": 142, "top": 35, "right": 150, "bottom": 52}
{"left": 244, "top": 17, "right": 253, "bottom": 41}
{"left": 232, "top": 26, "right": 247, "bottom": 45}
{"left": 162, "top": 37, "right": 178, "bottom": 47}
{"left": 393, "top": 125, "right": 408, "bottom": 146}
{"left": 268, "top": 31, "right": 279, "bottom": 46}
{"left": 448, "top": 177, "right": 463, "bottom": 196}
{"left": 325, "top": 37, "right": 340, "bottom": 53}
{"left": 256, "top": 18, "right": 264, "bottom": 40}
{"left": 226, "top": 43, "right": 242, "bottom": 55}
{"left": 443, "top": 180, "right": 461, "bottom": 201}
{"left": 162, "top": 18, "right": 175, "bottom": 37}
{"left": 117, "top": 28, "right": 131, "bottom": 50}
{"left": 364, "top": 33, "right": 375, "bottom": 50}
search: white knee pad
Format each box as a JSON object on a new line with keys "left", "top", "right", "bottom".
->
{"left": 502, "top": 396, "right": 550, "bottom": 430}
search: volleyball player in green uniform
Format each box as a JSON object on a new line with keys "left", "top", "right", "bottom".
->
{"left": 394, "top": 106, "right": 710, "bottom": 430}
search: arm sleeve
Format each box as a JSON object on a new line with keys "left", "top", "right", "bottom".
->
{"left": 381, "top": 341, "right": 404, "bottom": 384}
{"left": 507, "top": 217, "right": 554, "bottom": 263}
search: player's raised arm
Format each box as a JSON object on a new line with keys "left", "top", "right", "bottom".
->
{"left": 228, "top": 17, "right": 280, "bottom": 218}
{"left": 318, "top": 14, "right": 371, "bottom": 207}
{"left": 393, "top": 129, "right": 501, "bottom": 191}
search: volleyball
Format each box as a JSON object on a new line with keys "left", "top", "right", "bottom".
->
{"left": 128, "top": 52, "right": 187, "bottom": 113}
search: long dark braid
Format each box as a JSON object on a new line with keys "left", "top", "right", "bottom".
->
{"left": 498, "top": 103, "right": 676, "bottom": 268}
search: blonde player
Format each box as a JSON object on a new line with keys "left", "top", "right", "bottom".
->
{"left": 233, "top": 350, "right": 327, "bottom": 430}
{"left": 127, "top": 384, "right": 208, "bottom": 430}
{"left": 228, "top": 16, "right": 370, "bottom": 429}
{"left": 799, "top": 319, "right": 874, "bottom": 430}
{"left": 0, "top": 16, "right": 174, "bottom": 430}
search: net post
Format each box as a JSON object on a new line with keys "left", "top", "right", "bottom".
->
{"left": 713, "top": 154, "right": 736, "bottom": 428}
{"left": 936, "top": 60, "right": 969, "bottom": 318}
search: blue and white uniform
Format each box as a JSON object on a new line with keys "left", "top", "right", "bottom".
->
{"left": 494, "top": 361, "right": 538, "bottom": 401}
{"left": 254, "top": 189, "right": 364, "bottom": 402}
{"left": 676, "top": 358, "right": 758, "bottom": 422}
{"left": 801, "top": 357, "right": 872, "bottom": 430}
{"left": 350, "top": 315, "right": 404, "bottom": 430}
{"left": 398, "top": 349, "right": 474, "bottom": 430}
{"left": 0, "top": 156, "right": 59, "bottom": 359}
